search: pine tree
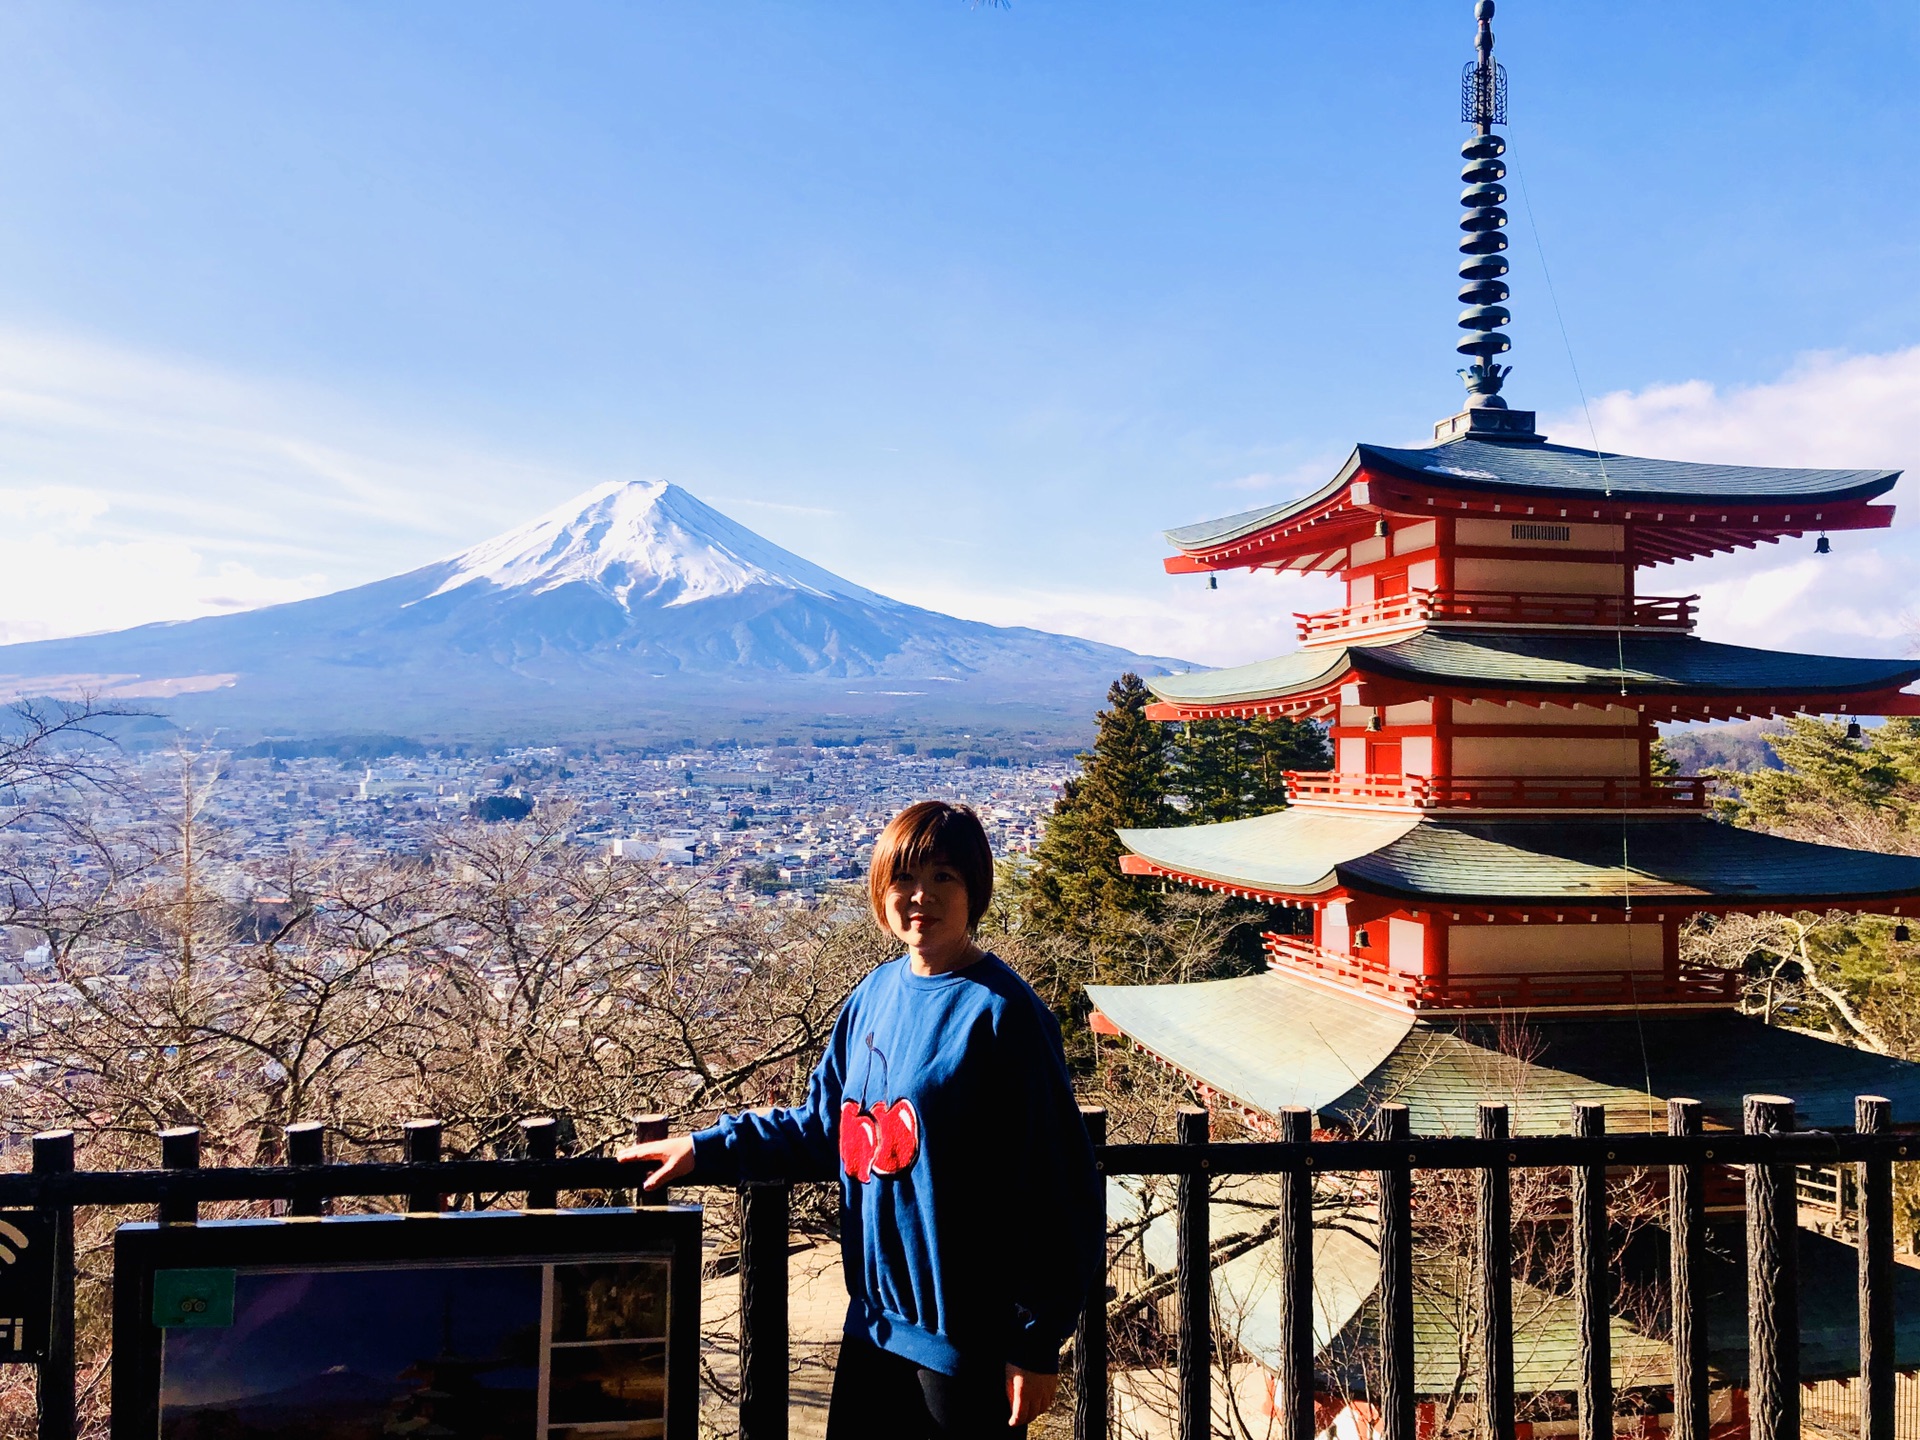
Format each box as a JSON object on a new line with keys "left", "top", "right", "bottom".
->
{"left": 1726, "top": 716, "right": 1920, "bottom": 834}
{"left": 1170, "top": 716, "right": 1331, "bottom": 822}
{"left": 1023, "top": 673, "right": 1173, "bottom": 936}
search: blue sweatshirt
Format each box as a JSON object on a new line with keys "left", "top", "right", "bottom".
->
{"left": 690, "top": 953, "right": 1100, "bottom": 1376}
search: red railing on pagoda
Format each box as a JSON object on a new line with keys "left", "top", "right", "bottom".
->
{"left": 1282, "top": 771, "right": 1712, "bottom": 810}
{"left": 1294, "top": 589, "right": 1698, "bottom": 643}
{"left": 1262, "top": 932, "right": 1743, "bottom": 1010}
{"left": 1262, "top": 931, "right": 1427, "bottom": 1002}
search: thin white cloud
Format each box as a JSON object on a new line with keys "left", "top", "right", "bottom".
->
{"left": 0, "top": 497, "right": 330, "bottom": 645}
{"left": 0, "top": 326, "right": 622, "bottom": 642}
{"left": 1569, "top": 349, "right": 1920, "bottom": 469}
{"left": 1547, "top": 347, "right": 1920, "bottom": 658}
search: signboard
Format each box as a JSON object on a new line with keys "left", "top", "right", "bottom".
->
{"left": 0, "top": 1208, "right": 55, "bottom": 1363}
{"left": 111, "top": 1206, "right": 702, "bottom": 1440}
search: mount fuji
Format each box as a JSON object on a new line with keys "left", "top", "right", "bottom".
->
{"left": 0, "top": 481, "right": 1189, "bottom": 742}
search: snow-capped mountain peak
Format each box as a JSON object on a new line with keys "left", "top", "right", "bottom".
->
{"left": 429, "top": 479, "right": 894, "bottom": 610}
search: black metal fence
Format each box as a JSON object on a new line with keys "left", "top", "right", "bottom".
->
{"left": 5, "top": 1093, "right": 1910, "bottom": 1440}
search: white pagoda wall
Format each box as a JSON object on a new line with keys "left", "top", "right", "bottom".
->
{"left": 1448, "top": 923, "right": 1665, "bottom": 975}
{"left": 1447, "top": 700, "right": 1643, "bottom": 778}
{"left": 1452, "top": 557, "right": 1624, "bottom": 595}
{"left": 1451, "top": 736, "right": 1640, "bottom": 776}
{"left": 1450, "top": 701, "right": 1638, "bottom": 726}
{"left": 1449, "top": 518, "right": 1627, "bottom": 595}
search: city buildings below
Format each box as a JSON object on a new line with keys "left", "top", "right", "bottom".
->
{"left": 5, "top": 741, "right": 1070, "bottom": 919}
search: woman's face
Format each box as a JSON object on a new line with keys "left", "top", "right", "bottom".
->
{"left": 881, "top": 856, "right": 974, "bottom": 959}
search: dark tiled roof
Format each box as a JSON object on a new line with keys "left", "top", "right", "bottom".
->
{"left": 1366, "top": 630, "right": 1920, "bottom": 695}
{"left": 1355, "top": 1010, "right": 1920, "bottom": 1135}
{"left": 1085, "top": 970, "right": 1920, "bottom": 1135}
{"left": 1700, "top": 1231, "right": 1920, "bottom": 1382}
{"left": 1350, "top": 816, "right": 1920, "bottom": 903}
{"left": 1354, "top": 1242, "right": 1676, "bottom": 1395}
{"left": 1146, "top": 630, "right": 1920, "bottom": 707}
{"left": 1360, "top": 437, "right": 1899, "bottom": 505}
{"left": 1162, "top": 439, "right": 1899, "bottom": 551}
{"left": 1138, "top": 1202, "right": 1675, "bottom": 1396}
{"left": 1117, "top": 809, "right": 1920, "bottom": 904}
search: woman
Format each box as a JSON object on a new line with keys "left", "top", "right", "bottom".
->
{"left": 622, "top": 800, "right": 1100, "bottom": 1438}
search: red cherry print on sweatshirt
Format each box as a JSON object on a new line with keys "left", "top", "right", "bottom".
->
{"left": 869, "top": 1099, "right": 920, "bottom": 1176}
{"left": 843, "top": 1034, "right": 919, "bottom": 1182}
{"left": 839, "top": 1100, "right": 878, "bottom": 1183}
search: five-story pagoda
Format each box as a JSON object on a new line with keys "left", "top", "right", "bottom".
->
{"left": 1086, "top": 0, "right": 1920, "bottom": 1140}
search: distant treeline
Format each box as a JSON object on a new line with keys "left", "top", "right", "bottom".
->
{"left": 238, "top": 734, "right": 437, "bottom": 761}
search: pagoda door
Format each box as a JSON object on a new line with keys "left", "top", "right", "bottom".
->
{"left": 1367, "top": 739, "right": 1403, "bottom": 777}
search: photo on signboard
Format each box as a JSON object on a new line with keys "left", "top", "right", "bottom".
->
{"left": 112, "top": 1210, "right": 701, "bottom": 1440}
{"left": 157, "top": 1257, "right": 670, "bottom": 1440}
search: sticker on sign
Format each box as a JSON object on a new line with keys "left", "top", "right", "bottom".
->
{"left": 0, "top": 1210, "right": 54, "bottom": 1362}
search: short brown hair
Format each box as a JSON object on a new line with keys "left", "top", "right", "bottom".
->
{"left": 867, "top": 801, "right": 995, "bottom": 930}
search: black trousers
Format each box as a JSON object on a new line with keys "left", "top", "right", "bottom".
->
{"left": 825, "top": 1333, "right": 1028, "bottom": 1439}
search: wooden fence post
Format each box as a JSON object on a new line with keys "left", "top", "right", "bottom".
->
{"left": 1572, "top": 1102, "right": 1610, "bottom": 1440}
{"left": 1278, "top": 1106, "right": 1314, "bottom": 1440}
{"left": 285, "top": 1121, "right": 326, "bottom": 1217}
{"left": 1074, "top": 1105, "right": 1108, "bottom": 1440}
{"left": 1857, "top": 1095, "right": 1893, "bottom": 1440}
{"left": 159, "top": 1127, "right": 200, "bottom": 1225}
{"left": 33, "top": 1129, "right": 74, "bottom": 1440}
{"left": 1377, "top": 1104, "right": 1414, "bottom": 1440}
{"left": 738, "top": 1180, "right": 790, "bottom": 1440}
{"left": 1477, "top": 1102, "right": 1514, "bottom": 1440}
{"left": 404, "top": 1118, "right": 442, "bottom": 1214}
{"left": 522, "top": 1116, "right": 559, "bottom": 1210}
{"left": 1667, "top": 1098, "right": 1706, "bottom": 1440}
{"left": 1745, "top": 1094, "right": 1798, "bottom": 1440}
{"left": 1176, "top": 1105, "right": 1210, "bottom": 1440}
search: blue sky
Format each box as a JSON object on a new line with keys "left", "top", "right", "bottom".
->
{"left": 1, "top": 1, "right": 1918, "bottom": 666}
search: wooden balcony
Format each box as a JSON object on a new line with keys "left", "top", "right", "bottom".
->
{"left": 1294, "top": 589, "right": 1699, "bottom": 643}
{"left": 1282, "top": 771, "right": 1713, "bottom": 811}
{"left": 1263, "top": 932, "right": 1742, "bottom": 1010}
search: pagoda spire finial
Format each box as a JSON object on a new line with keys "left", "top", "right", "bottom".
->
{"left": 1456, "top": 0, "right": 1512, "bottom": 409}
{"left": 1433, "top": 0, "right": 1538, "bottom": 442}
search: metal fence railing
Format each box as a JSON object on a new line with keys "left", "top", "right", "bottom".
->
{"left": 2, "top": 1092, "right": 1909, "bottom": 1440}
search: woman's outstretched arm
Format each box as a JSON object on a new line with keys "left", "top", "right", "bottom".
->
{"left": 619, "top": 1002, "right": 855, "bottom": 1186}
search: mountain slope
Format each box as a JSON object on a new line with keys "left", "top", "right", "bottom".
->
{"left": 0, "top": 481, "right": 1190, "bottom": 741}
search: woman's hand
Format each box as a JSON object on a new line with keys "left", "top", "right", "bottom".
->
{"left": 616, "top": 1134, "right": 696, "bottom": 1190}
{"left": 1004, "top": 1365, "right": 1058, "bottom": 1426}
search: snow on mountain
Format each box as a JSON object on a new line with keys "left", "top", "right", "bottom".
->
{"left": 0, "top": 479, "right": 1192, "bottom": 740}
{"left": 429, "top": 480, "right": 894, "bottom": 610}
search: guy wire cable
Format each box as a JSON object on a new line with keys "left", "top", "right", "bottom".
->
{"left": 1516, "top": 164, "right": 1655, "bottom": 1103}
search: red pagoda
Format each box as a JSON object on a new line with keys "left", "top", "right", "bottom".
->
{"left": 1086, "top": 1, "right": 1920, "bottom": 1410}
{"left": 1086, "top": 2, "right": 1920, "bottom": 1144}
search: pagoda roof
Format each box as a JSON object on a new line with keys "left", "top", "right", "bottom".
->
{"left": 1117, "top": 809, "right": 1920, "bottom": 906}
{"left": 1133, "top": 1199, "right": 1678, "bottom": 1397}
{"left": 1085, "top": 969, "right": 1920, "bottom": 1134}
{"left": 1364, "top": 436, "right": 1898, "bottom": 509}
{"left": 1145, "top": 629, "right": 1920, "bottom": 717}
{"left": 1119, "top": 807, "right": 1417, "bottom": 896}
{"left": 1166, "top": 437, "right": 1898, "bottom": 552}
{"left": 1131, "top": 1180, "right": 1920, "bottom": 1392}
{"left": 1163, "top": 437, "right": 1900, "bottom": 571}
